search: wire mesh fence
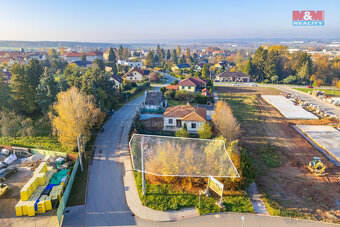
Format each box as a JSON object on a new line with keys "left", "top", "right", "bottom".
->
{"left": 129, "top": 134, "right": 240, "bottom": 178}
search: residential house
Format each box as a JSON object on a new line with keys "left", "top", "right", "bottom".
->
{"left": 215, "top": 71, "right": 251, "bottom": 82}
{"left": 122, "top": 67, "right": 150, "bottom": 82}
{"left": 117, "top": 60, "right": 142, "bottom": 68}
{"left": 25, "top": 53, "right": 47, "bottom": 62}
{"left": 86, "top": 51, "right": 103, "bottom": 62}
{"left": 163, "top": 103, "right": 206, "bottom": 133}
{"left": 2, "top": 69, "right": 12, "bottom": 83}
{"left": 178, "top": 77, "right": 207, "bottom": 92}
{"left": 63, "top": 51, "right": 103, "bottom": 63}
{"left": 110, "top": 75, "right": 123, "bottom": 88}
{"left": 214, "top": 60, "right": 230, "bottom": 69}
{"left": 171, "top": 63, "right": 191, "bottom": 71}
{"left": 63, "top": 52, "right": 83, "bottom": 62}
{"left": 143, "top": 91, "right": 167, "bottom": 111}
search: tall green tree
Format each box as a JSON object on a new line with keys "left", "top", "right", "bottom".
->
{"left": 166, "top": 49, "right": 171, "bottom": 60}
{"left": 107, "top": 47, "right": 116, "bottom": 62}
{"left": 201, "top": 64, "right": 210, "bottom": 79}
{"left": 144, "top": 51, "right": 155, "bottom": 68}
{"left": 10, "top": 59, "right": 43, "bottom": 113}
{"left": 243, "top": 59, "right": 252, "bottom": 75}
{"left": 170, "top": 49, "right": 178, "bottom": 64}
{"left": 0, "top": 71, "right": 10, "bottom": 109}
{"left": 81, "top": 54, "right": 87, "bottom": 61}
{"left": 36, "top": 68, "right": 59, "bottom": 112}
{"left": 118, "top": 45, "right": 124, "bottom": 59}
{"left": 92, "top": 59, "right": 105, "bottom": 71}
{"left": 251, "top": 46, "right": 267, "bottom": 82}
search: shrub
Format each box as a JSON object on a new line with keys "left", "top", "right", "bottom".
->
{"left": 197, "top": 122, "right": 212, "bottom": 139}
{"left": 175, "top": 128, "right": 189, "bottom": 137}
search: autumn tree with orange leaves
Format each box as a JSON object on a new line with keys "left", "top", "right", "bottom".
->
{"left": 49, "top": 87, "right": 104, "bottom": 149}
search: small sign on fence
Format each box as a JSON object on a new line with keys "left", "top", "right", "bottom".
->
{"left": 208, "top": 176, "right": 224, "bottom": 197}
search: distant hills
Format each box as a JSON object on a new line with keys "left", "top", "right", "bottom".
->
{"left": 0, "top": 38, "right": 339, "bottom": 50}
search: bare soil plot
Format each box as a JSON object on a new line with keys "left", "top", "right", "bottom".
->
{"left": 215, "top": 86, "right": 281, "bottom": 95}
{"left": 218, "top": 89, "right": 340, "bottom": 223}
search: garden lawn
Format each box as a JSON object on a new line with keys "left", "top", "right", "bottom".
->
{"left": 0, "top": 136, "right": 72, "bottom": 153}
{"left": 294, "top": 88, "right": 340, "bottom": 96}
{"left": 134, "top": 172, "right": 254, "bottom": 215}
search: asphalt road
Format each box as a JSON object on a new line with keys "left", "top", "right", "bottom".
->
{"left": 83, "top": 73, "right": 176, "bottom": 226}
{"left": 64, "top": 76, "right": 338, "bottom": 227}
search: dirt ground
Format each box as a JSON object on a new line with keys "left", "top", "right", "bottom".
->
{"left": 217, "top": 87, "right": 340, "bottom": 222}
{"left": 215, "top": 86, "right": 282, "bottom": 95}
{"left": 0, "top": 166, "right": 33, "bottom": 218}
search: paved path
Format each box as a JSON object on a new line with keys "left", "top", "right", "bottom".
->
{"left": 246, "top": 182, "right": 269, "bottom": 215}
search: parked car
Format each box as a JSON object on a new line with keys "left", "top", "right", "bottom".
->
{"left": 108, "top": 109, "right": 115, "bottom": 116}
{"left": 0, "top": 183, "right": 8, "bottom": 198}
{"left": 0, "top": 162, "right": 8, "bottom": 170}
{"left": 0, "top": 167, "right": 17, "bottom": 182}
{"left": 307, "top": 85, "right": 314, "bottom": 88}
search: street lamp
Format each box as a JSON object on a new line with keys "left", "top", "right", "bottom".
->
{"left": 241, "top": 216, "right": 245, "bottom": 227}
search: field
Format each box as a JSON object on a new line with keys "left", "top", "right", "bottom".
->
{"left": 216, "top": 86, "right": 340, "bottom": 223}
{"left": 294, "top": 88, "right": 340, "bottom": 97}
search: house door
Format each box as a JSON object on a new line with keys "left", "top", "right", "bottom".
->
{"left": 176, "top": 119, "right": 182, "bottom": 127}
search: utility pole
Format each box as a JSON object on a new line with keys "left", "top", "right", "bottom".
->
{"left": 82, "top": 136, "right": 86, "bottom": 161}
{"left": 141, "top": 136, "right": 146, "bottom": 195}
{"left": 77, "top": 136, "right": 84, "bottom": 172}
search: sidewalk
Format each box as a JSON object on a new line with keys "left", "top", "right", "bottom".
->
{"left": 118, "top": 117, "right": 199, "bottom": 222}
{"left": 246, "top": 182, "right": 269, "bottom": 215}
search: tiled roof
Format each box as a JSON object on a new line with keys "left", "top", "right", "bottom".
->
{"left": 64, "top": 52, "right": 83, "bottom": 57}
{"left": 165, "top": 85, "right": 179, "bottom": 90}
{"left": 163, "top": 104, "right": 206, "bottom": 122}
{"left": 178, "top": 77, "right": 207, "bottom": 86}
{"left": 217, "top": 71, "right": 250, "bottom": 78}
{"left": 145, "top": 91, "right": 164, "bottom": 106}
{"left": 122, "top": 67, "right": 150, "bottom": 78}
{"left": 111, "top": 75, "right": 123, "bottom": 83}
{"left": 87, "top": 51, "right": 103, "bottom": 56}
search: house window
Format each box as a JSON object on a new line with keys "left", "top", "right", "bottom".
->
{"left": 168, "top": 119, "right": 173, "bottom": 124}
{"left": 182, "top": 86, "right": 185, "bottom": 89}
{"left": 191, "top": 123, "right": 196, "bottom": 129}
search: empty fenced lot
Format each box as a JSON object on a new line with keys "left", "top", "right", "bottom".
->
{"left": 217, "top": 88, "right": 340, "bottom": 223}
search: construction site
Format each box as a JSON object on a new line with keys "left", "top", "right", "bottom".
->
{"left": 215, "top": 86, "right": 340, "bottom": 223}
{"left": 0, "top": 146, "right": 78, "bottom": 226}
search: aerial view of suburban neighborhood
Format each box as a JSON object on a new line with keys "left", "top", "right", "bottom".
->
{"left": 0, "top": 1, "right": 339, "bottom": 227}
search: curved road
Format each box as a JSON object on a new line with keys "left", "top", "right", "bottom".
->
{"left": 63, "top": 75, "right": 337, "bottom": 227}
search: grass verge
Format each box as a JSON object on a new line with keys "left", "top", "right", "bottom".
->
{"left": 115, "top": 86, "right": 155, "bottom": 111}
{"left": 134, "top": 172, "right": 254, "bottom": 215}
{"left": 0, "top": 136, "right": 72, "bottom": 153}
{"left": 261, "top": 192, "right": 316, "bottom": 220}
{"left": 293, "top": 88, "right": 340, "bottom": 96}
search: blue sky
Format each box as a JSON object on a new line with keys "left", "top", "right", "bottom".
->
{"left": 0, "top": 0, "right": 339, "bottom": 42}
